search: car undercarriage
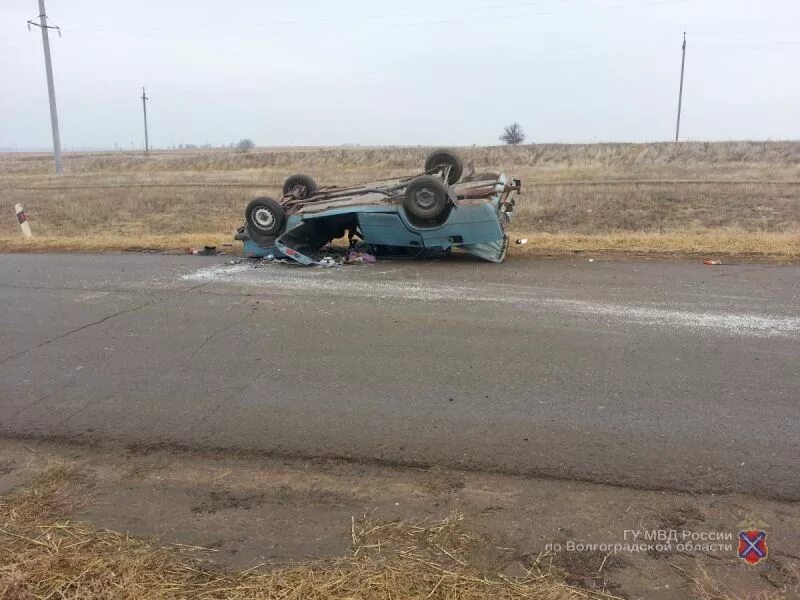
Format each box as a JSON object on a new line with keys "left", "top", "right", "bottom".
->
{"left": 236, "top": 149, "right": 521, "bottom": 265}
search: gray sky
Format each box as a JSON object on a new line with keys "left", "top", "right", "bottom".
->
{"left": 1, "top": 0, "right": 799, "bottom": 150}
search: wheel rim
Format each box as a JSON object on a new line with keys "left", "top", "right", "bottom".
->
{"left": 253, "top": 207, "right": 275, "bottom": 229}
{"left": 290, "top": 184, "right": 307, "bottom": 198}
{"left": 414, "top": 187, "right": 438, "bottom": 210}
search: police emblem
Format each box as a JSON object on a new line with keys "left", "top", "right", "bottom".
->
{"left": 737, "top": 519, "right": 769, "bottom": 566}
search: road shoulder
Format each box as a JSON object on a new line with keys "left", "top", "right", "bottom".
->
{"left": 1, "top": 439, "right": 797, "bottom": 599}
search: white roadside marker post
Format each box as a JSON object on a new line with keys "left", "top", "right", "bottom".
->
{"left": 15, "top": 204, "right": 33, "bottom": 238}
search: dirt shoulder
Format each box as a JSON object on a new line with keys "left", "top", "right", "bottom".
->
{"left": 1, "top": 438, "right": 797, "bottom": 599}
{"left": 1, "top": 231, "right": 797, "bottom": 262}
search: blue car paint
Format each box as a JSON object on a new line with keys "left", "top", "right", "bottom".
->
{"left": 243, "top": 175, "right": 512, "bottom": 264}
{"left": 242, "top": 237, "right": 282, "bottom": 260}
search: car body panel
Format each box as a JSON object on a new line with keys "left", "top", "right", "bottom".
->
{"left": 237, "top": 169, "right": 519, "bottom": 265}
{"left": 357, "top": 213, "right": 425, "bottom": 247}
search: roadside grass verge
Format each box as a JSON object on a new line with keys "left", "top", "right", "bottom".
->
{"left": 508, "top": 230, "right": 800, "bottom": 259}
{"left": 1, "top": 230, "right": 797, "bottom": 260}
{"left": 2, "top": 466, "right": 795, "bottom": 599}
{"left": 0, "top": 233, "right": 235, "bottom": 254}
{"left": 0, "top": 467, "right": 618, "bottom": 600}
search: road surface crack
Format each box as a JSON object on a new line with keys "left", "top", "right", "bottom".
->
{"left": 190, "top": 307, "right": 256, "bottom": 360}
{"left": 0, "top": 299, "right": 158, "bottom": 367}
{"left": 190, "top": 319, "right": 263, "bottom": 429}
{"left": 1, "top": 283, "right": 210, "bottom": 367}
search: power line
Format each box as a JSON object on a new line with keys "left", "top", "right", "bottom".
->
{"left": 27, "top": 0, "right": 63, "bottom": 174}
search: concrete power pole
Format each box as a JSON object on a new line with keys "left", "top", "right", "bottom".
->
{"left": 141, "top": 87, "right": 150, "bottom": 154}
{"left": 28, "top": 0, "right": 63, "bottom": 174}
{"left": 675, "top": 32, "right": 687, "bottom": 143}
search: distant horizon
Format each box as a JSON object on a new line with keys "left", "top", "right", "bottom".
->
{"left": 3, "top": 138, "right": 800, "bottom": 155}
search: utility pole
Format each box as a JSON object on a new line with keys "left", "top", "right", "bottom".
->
{"left": 141, "top": 87, "right": 150, "bottom": 154}
{"left": 28, "top": 0, "right": 63, "bottom": 174}
{"left": 675, "top": 32, "right": 687, "bottom": 143}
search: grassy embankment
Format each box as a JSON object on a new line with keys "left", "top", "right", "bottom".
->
{"left": 1, "top": 142, "right": 798, "bottom": 258}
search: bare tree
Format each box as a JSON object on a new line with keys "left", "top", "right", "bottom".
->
{"left": 499, "top": 123, "right": 526, "bottom": 145}
{"left": 235, "top": 138, "right": 255, "bottom": 153}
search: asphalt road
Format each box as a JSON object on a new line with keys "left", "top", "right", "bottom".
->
{"left": 1, "top": 253, "right": 798, "bottom": 498}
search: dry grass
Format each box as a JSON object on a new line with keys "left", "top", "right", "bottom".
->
{"left": 4, "top": 142, "right": 800, "bottom": 177}
{"left": 1, "top": 231, "right": 797, "bottom": 260}
{"left": 508, "top": 230, "right": 800, "bottom": 259}
{"left": 2, "top": 467, "right": 794, "bottom": 599}
{"left": 690, "top": 563, "right": 799, "bottom": 600}
{"left": 0, "top": 468, "right": 617, "bottom": 600}
{"left": 1, "top": 142, "right": 798, "bottom": 257}
{"left": 0, "top": 234, "right": 234, "bottom": 253}
{"left": 515, "top": 182, "right": 800, "bottom": 233}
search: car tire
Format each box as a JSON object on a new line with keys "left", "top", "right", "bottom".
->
{"left": 424, "top": 149, "right": 464, "bottom": 185}
{"left": 403, "top": 176, "right": 450, "bottom": 221}
{"left": 245, "top": 197, "right": 285, "bottom": 237}
{"left": 282, "top": 174, "right": 319, "bottom": 199}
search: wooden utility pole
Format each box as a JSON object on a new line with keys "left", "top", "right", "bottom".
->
{"left": 28, "top": 0, "right": 63, "bottom": 174}
{"left": 675, "top": 32, "right": 687, "bottom": 142}
{"left": 141, "top": 87, "right": 150, "bottom": 154}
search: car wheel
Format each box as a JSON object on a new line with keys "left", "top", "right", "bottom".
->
{"left": 282, "top": 174, "right": 319, "bottom": 199}
{"left": 246, "top": 197, "right": 285, "bottom": 237}
{"left": 403, "top": 176, "right": 450, "bottom": 221}
{"left": 424, "top": 149, "right": 464, "bottom": 185}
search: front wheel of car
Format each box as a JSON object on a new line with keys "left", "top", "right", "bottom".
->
{"left": 246, "top": 197, "right": 285, "bottom": 236}
{"left": 403, "top": 176, "right": 450, "bottom": 221}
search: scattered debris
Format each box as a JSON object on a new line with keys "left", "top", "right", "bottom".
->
{"left": 187, "top": 246, "right": 222, "bottom": 256}
{"left": 318, "top": 256, "right": 340, "bottom": 268}
{"left": 248, "top": 257, "right": 292, "bottom": 267}
{"left": 344, "top": 250, "right": 377, "bottom": 265}
{"left": 516, "top": 238, "right": 528, "bottom": 245}
{"left": 704, "top": 259, "right": 723, "bottom": 266}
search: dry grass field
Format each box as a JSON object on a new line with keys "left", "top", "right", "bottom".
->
{"left": 1, "top": 142, "right": 798, "bottom": 257}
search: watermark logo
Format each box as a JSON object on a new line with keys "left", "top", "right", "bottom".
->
{"left": 737, "top": 519, "right": 769, "bottom": 566}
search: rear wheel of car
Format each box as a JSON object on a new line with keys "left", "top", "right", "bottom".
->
{"left": 424, "top": 149, "right": 464, "bottom": 185}
{"left": 246, "top": 197, "right": 285, "bottom": 236}
{"left": 282, "top": 174, "right": 318, "bottom": 199}
{"left": 403, "top": 176, "right": 450, "bottom": 221}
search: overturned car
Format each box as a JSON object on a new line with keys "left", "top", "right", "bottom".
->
{"left": 235, "top": 150, "right": 521, "bottom": 265}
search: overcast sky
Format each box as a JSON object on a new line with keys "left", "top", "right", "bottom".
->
{"left": 1, "top": 0, "right": 798, "bottom": 150}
